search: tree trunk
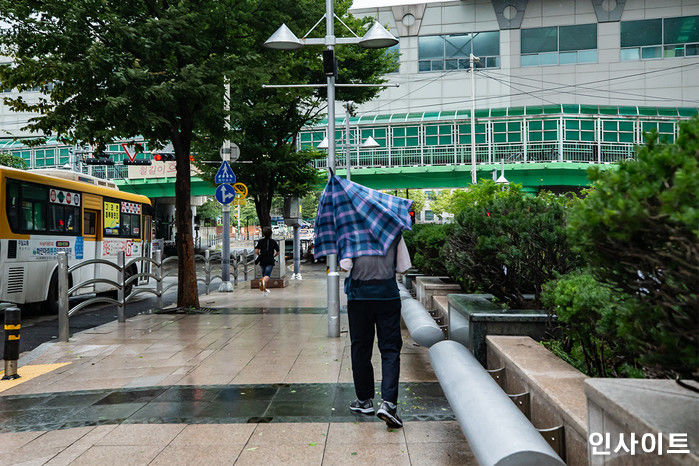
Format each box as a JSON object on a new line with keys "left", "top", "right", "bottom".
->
{"left": 173, "top": 134, "right": 200, "bottom": 309}
{"left": 255, "top": 194, "right": 272, "bottom": 228}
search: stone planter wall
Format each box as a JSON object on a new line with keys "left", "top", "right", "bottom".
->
{"left": 414, "top": 276, "right": 461, "bottom": 312}
{"left": 487, "top": 335, "right": 589, "bottom": 466}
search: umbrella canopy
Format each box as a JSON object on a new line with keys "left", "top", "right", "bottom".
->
{"left": 314, "top": 175, "right": 413, "bottom": 260}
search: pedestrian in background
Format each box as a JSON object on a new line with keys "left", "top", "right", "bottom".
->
{"left": 255, "top": 226, "right": 279, "bottom": 294}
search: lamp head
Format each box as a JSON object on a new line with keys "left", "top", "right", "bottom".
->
{"left": 264, "top": 23, "right": 304, "bottom": 50}
{"left": 358, "top": 22, "right": 399, "bottom": 49}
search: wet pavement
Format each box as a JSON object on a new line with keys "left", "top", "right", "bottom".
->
{"left": 0, "top": 264, "right": 473, "bottom": 465}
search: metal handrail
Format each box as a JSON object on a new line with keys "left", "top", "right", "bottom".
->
{"left": 68, "top": 258, "right": 122, "bottom": 274}
{"left": 57, "top": 246, "right": 240, "bottom": 342}
{"left": 68, "top": 279, "right": 122, "bottom": 295}
{"left": 69, "top": 297, "right": 121, "bottom": 317}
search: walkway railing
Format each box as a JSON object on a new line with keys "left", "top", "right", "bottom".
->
{"left": 56, "top": 249, "right": 254, "bottom": 342}
{"left": 312, "top": 141, "right": 635, "bottom": 170}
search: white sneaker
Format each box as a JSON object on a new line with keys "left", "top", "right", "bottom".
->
{"left": 264, "top": 289, "right": 271, "bottom": 295}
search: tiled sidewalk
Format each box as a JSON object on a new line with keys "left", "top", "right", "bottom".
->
{"left": 0, "top": 271, "right": 474, "bottom": 465}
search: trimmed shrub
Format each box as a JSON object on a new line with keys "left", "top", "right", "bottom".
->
{"left": 568, "top": 118, "right": 699, "bottom": 378}
{"left": 445, "top": 190, "right": 579, "bottom": 307}
{"left": 403, "top": 223, "right": 454, "bottom": 277}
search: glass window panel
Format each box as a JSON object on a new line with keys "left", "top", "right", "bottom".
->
{"left": 486, "top": 56, "right": 499, "bottom": 68}
{"left": 374, "top": 128, "right": 386, "bottom": 138}
{"left": 445, "top": 34, "right": 472, "bottom": 58}
{"left": 458, "top": 58, "right": 470, "bottom": 69}
{"left": 544, "top": 131, "right": 558, "bottom": 141}
{"left": 620, "top": 48, "right": 641, "bottom": 61}
{"left": 493, "top": 122, "right": 506, "bottom": 132}
{"left": 619, "top": 121, "right": 633, "bottom": 132}
{"left": 659, "top": 123, "right": 674, "bottom": 133}
{"left": 445, "top": 59, "right": 459, "bottom": 70}
{"left": 619, "top": 132, "right": 634, "bottom": 143}
{"left": 508, "top": 121, "right": 521, "bottom": 131}
{"left": 566, "top": 120, "right": 579, "bottom": 130}
{"left": 603, "top": 132, "right": 617, "bottom": 142}
{"left": 418, "top": 61, "right": 431, "bottom": 72}
{"left": 394, "top": 138, "right": 406, "bottom": 147}
{"left": 406, "top": 137, "right": 419, "bottom": 146}
{"left": 566, "top": 130, "right": 579, "bottom": 140}
{"left": 406, "top": 126, "right": 419, "bottom": 136}
{"left": 687, "top": 44, "right": 699, "bottom": 56}
{"left": 393, "top": 127, "right": 405, "bottom": 137}
{"left": 620, "top": 19, "right": 662, "bottom": 47}
{"left": 641, "top": 46, "right": 662, "bottom": 59}
{"left": 494, "top": 133, "right": 507, "bottom": 143}
{"left": 581, "top": 120, "right": 594, "bottom": 131}
{"left": 560, "top": 24, "right": 597, "bottom": 51}
{"left": 544, "top": 120, "right": 558, "bottom": 130}
{"left": 521, "top": 27, "right": 557, "bottom": 53}
{"left": 642, "top": 122, "right": 657, "bottom": 132}
{"left": 439, "top": 135, "right": 452, "bottom": 145}
{"left": 603, "top": 121, "right": 617, "bottom": 131}
{"left": 509, "top": 132, "right": 521, "bottom": 142}
{"left": 425, "top": 136, "right": 438, "bottom": 145}
{"left": 521, "top": 54, "right": 539, "bottom": 67}
{"left": 426, "top": 126, "right": 438, "bottom": 136}
{"left": 540, "top": 52, "right": 558, "bottom": 65}
{"left": 529, "top": 132, "right": 542, "bottom": 142}
{"left": 475, "top": 133, "right": 486, "bottom": 143}
{"left": 431, "top": 60, "right": 445, "bottom": 71}
{"left": 664, "top": 45, "right": 685, "bottom": 57}
{"left": 529, "top": 120, "right": 542, "bottom": 130}
{"left": 472, "top": 31, "right": 499, "bottom": 56}
{"left": 664, "top": 16, "right": 699, "bottom": 45}
{"left": 559, "top": 51, "right": 578, "bottom": 64}
{"left": 418, "top": 36, "right": 444, "bottom": 60}
{"left": 439, "top": 125, "right": 451, "bottom": 135}
{"left": 581, "top": 131, "right": 595, "bottom": 142}
{"left": 578, "top": 49, "right": 597, "bottom": 63}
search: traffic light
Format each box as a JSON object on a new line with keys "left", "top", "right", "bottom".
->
{"left": 84, "top": 157, "right": 115, "bottom": 165}
{"left": 123, "top": 159, "right": 152, "bottom": 166}
{"left": 409, "top": 209, "right": 416, "bottom": 225}
{"left": 153, "top": 153, "right": 176, "bottom": 161}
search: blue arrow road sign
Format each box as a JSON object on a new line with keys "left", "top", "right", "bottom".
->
{"left": 215, "top": 161, "right": 236, "bottom": 184}
{"left": 215, "top": 183, "right": 236, "bottom": 205}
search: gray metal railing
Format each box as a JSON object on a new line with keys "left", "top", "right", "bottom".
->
{"left": 56, "top": 249, "right": 254, "bottom": 342}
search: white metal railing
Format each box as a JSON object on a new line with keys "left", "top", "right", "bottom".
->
{"left": 56, "top": 249, "right": 255, "bottom": 342}
{"left": 311, "top": 141, "right": 636, "bottom": 169}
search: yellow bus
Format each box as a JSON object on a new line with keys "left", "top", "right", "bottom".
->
{"left": 0, "top": 166, "right": 153, "bottom": 312}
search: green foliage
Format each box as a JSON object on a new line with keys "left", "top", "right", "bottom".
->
{"left": 197, "top": 199, "right": 222, "bottom": 224}
{"left": 0, "top": 153, "right": 26, "bottom": 169}
{"left": 389, "top": 189, "right": 426, "bottom": 215}
{"left": 449, "top": 180, "right": 523, "bottom": 215}
{"left": 302, "top": 192, "right": 322, "bottom": 221}
{"left": 445, "top": 190, "right": 579, "bottom": 307}
{"left": 568, "top": 118, "right": 699, "bottom": 378}
{"left": 541, "top": 271, "right": 630, "bottom": 377}
{"left": 403, "top": 223, "right": 454, "bottom": 277}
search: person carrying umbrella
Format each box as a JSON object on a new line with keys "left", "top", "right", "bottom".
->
{"left": 315, "top": 176, "right": 413, "bottom": 428}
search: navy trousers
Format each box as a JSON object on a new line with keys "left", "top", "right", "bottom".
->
{"left": 347, "top": 298, "right": 402, "bottom": 404}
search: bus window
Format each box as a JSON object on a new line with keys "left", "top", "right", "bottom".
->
{"left": 120, "top": 213, "right": 140, "bottom": 238}
{"left": 6, "top": 179, "right": 20, "bottom": 231}
{"left": 21, "top": 184, "right": 47, "bottom": 232}
{"left": 84, "top": 211, "right": 96, "bottom": 236}
{"left": 48, "top": 204, "right": 81, "bottom": 234}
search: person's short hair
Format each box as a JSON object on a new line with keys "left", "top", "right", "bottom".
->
{"left": 262, "top": 226, "right": 272, "bottom": 238}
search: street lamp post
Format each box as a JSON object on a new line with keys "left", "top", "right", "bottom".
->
{"left": 265, "top": 1, "right": 398, "bottom": 338}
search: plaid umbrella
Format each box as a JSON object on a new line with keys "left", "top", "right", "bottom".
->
{"left": 314, "top": 175, "right": 413, "bottom": 260}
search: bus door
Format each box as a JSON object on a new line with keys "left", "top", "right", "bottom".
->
{"left": 140, "top": 214, "right": 152, "bottom": 284}
{"left": 82, "top": 209, "right": 100, "bottom": 292}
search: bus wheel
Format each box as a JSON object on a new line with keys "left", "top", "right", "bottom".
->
{"left": 46, "top": 271, "right": 59, "bottom": 314}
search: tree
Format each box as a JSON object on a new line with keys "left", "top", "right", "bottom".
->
{"left": 0, "top": 0, "right": 260, "bottom": 308}
{"left": 197, "top": 198, "right": 222, "bottom": 225}
{"left": 391, "top": 189, "right": 426, "bottom": 214}
{"left": 193, "top": 0, "right": 398, "bottom": 228}
{"left": 568, "top": 119, "right": 699, "bottom": 377}
{"left": 301, "top": 191, "right": 321, "bottom": 221}
{"left": 429, "top": 189, "right": 459, "bottom": 215}
{"left": 0, "top": 153, "right": 26, "bottom": 169}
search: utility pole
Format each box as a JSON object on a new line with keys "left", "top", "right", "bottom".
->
{"left": 344, "top": 102, "right": 354, "bottom": 181}
{"left": 470, "top": 53, "right": 479, "bottom": 186}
